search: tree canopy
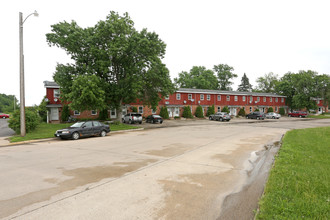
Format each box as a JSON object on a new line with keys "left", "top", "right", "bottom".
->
{"left": 237, "top": 73, "right": 252, "bottom": 92}
{"left": 46, "top": 11, "right": 174, "bottom": 119}
{"left": 213, "top": 64, "right": 237, "bottom": 90}
{"left": 255, "top": 72, "right": 278, "bottom": 93}
{"left": 174, "top": 66, "right": 218, "bottom": 90}
{"left": 0, "top": 93, "right": 18, "bottom": 113}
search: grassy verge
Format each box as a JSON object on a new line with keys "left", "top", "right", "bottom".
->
{"left": 9, "top": 122, "right": 139, "bottom": 143}
{"left": 308, "top": 114, "right": 330, "bottom": 119}
{"left": 256, "top": 127, "right": 330, "bottom": 219}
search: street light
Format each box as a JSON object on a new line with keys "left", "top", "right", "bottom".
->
{"left": 19, "top": 10, "right": 38, "bottom": 136}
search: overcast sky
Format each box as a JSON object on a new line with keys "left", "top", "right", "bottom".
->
{"left": 1, "top": 0, "right": 330, "bottom": 106}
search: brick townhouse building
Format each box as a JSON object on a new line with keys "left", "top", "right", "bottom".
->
{"left": 44, "top": 80, "right": 326, "bottom": 123}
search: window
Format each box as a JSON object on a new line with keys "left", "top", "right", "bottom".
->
{"left": 84, "top": 121, "right": 93, "bottom": 128}
{"left": 152, "top": 108, "right": 156, "bottom": 114}
{"left": 275, "top": 98, "right": 278, "bottom": 102}
{"left": 217, "top": 95, "right": 221, "bottom": 101}
{"left": 165, "top": 95, "right": 169, "bottom": 100}
{"left": 317, "top": 100, "right": 320, "bottom": 104}
{"left": 243, "top": 96, "right": 246, "bottom": 102}
{"left": 281, "top": 98, "right": 284, "bottom": 103}
{"left": 200, "top": 94, "right": 204, "bottom": 100}
{"left": 74, "top": 110, "right": 80, "bottom": 115}
{"left": 226, "top": 95, "right": 230, "bottom": 101}
{"left": 249, "top": 107, "right": 252, "bottom": 112}
{"left": 93, "top": 121, "right": 101, "bottom": 127}
{"left": 175, "top": 107, "right": 179, "bottom": 115}
{"left": 257, "top": 97, "right": 260, "bottom": 102}
{"left": 176, "top": 93, "right": 181, "bottom": 100}
{"left": 250, "top": 96, "right": 253, "bottom": 102}
{"left": 54, "top": 89, "right": 60, "bottom": 98}
{"left": 110, "top": 109, "right": 116, "bottom": 116}
{"left": 91, "top": 110, "right": 97, "bottom": 115}
{"left": 270, "top": 97, "right": 272, "bottom": 102}
{"left": 263, "top": 97, "right": 266, "bottom": 102}
{"left": 217, "top": 106, "right": 221, "bottom": 112}
{"left": 234, "top": 96, "right": 238, "bottom": 101}
{"left": 138, "top": 106, "right": 143, "bottom": 114}
{"left": 188, "top": 94, "right": 192, "bottom": 100}
{"left": 207, "top": 94, "right": 211, "bottom": 101}
{"left": 275, "top": 106, "right": 278, "bottom": 112}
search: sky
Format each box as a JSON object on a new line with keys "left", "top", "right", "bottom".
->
{"left": 1, "top": 0, "right": 330, "bottom": 106}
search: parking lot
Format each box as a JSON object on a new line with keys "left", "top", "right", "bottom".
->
{"left": 0, "top": 118, "right": 329, "bottom": 220}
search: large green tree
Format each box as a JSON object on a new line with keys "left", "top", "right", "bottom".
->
{"left": 0, "top": 94, "right": 18, "bottom": 113}
{"left": 174, "top": 66, "right": 218, "bottom": 90}
{"left": 46, "top": 11, "right": 174, "bottom": 120}
{"left": 213, "top": 64, "right": 237, "bottom": 90}
{"left": 237, "top": 73, "right": 252, "bottom": 92}
{"left": 276, "top": 70, "right": 325, "bottom": 111}
{"left": 255, "top": 72, "right": 278, "bottom": 93}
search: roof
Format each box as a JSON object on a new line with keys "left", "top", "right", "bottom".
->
{"left": 177, "top": 88, "right": 286, "bottom": 98}
{"left": 43, "top": 81, "right": 60, "bottom": 88}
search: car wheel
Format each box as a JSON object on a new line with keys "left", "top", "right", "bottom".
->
{"left": 220, "top": 118, "right": 223, "bottom": 122}
{"left": 129, "top": 120, "right": 132, "bottom": 124}
{"left": 272, "top": 116, "right": 275, "bottom": 119}
{"left": 72, "top": 132, "right": 79, "bottom": 140}
{"left": 288, "top": 115, "right": 291, "bottom": 117}
{"left": 257, "top": 117, "right": 260, "bottom": 120}
{"left": 100, "top": 130, "right": 106, "bottom": 137}
{"left": 160, "top": 121, "right": 163, "bottom": 124}
{"left": 246, "top": 116, "right": 249, "bottom": 119}
{"left": 2, "top": 116, "right": 6, "bottom": 119}
{"left": 209, "top": 116, "right": 212, "bottom": 120}
{"left": 139, "top": 121, "right": 142, "bottom": 124}
{"left": 299, "top": 115, "right": 302, "bottom": 118}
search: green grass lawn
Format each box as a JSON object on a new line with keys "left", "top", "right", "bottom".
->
{"left": 308, "top": 114, "right": 330, "bottom": 119}
{"left": 9, "top": 122, "right": 139, "bottom": 143}
{"left": 256, "top": 126, "right": 330, "bottom": 219}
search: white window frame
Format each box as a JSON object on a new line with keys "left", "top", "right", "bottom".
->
{"left": 152, "top": 108, "right": 157, "bottom": 114}
{"left": 165, "top": 95, "right": 169, "bottom": 100}
{"left": 188, "top": 94, "right": 192, "bottom": 100}
{"left": 234, "top": 96, "right": 238, "bottom": 101}
{"left": 249, "top": 107, "right": 252, "bottom": 112}
{"left": 243, "top": 96, "right": 246, "bottom": 102}
{"left": 207, "top": 94, "right": 211, "bottom": 101}
{"left": 74, "top": 110, "right": 80, "bottom": 116}
{"left": 275, "top": 106, "right": 278, "bottom": 112}
{"left": 226, "top": 95, "right": 230, "bottom": 101}
{"left": 91, "top": 110, "right": 97, "bottom": 115}
{"left": 250, "top": 96, "right": 253, "bottom": 102}
{"left": 263, "top": 97, "right": 266, "bottom": 102}
{"left": 217, "top": 95, "right": 221, "bottom": 101}
{"left": 176, "top": 93, "right": 181, "bottom": 100}
{"left": 281, "top": 98, "right": 284, "bottom": 103}
{"left": 138, "top": 106, "right": 143, "bottom": 114}
{"left": 217, "top": 106, "right": 221, "bottom": 112}
{"left": 54, "top": 89, "right": 60, "bottom": 98}
{"left": 270, "top": 97, "right": 273, "bottom": 102}
{"left": 110, "top": 109, "right": 116, "bottom": 117}
{"left": 200, "top": 94, "right": 204, "bottom": 100}
{"left": 257, "top": 97, "right": 260, "bottom": 102}
{"left": 275, "top": 98, "right": 278, "bottom": 103}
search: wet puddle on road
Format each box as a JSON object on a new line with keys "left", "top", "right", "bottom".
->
{"left": 0, "top": 159, "right": 157, "bottom": 219}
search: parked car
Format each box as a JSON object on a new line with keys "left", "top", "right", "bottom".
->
{"left": 122, "top": 112, "right": 142, "bottom": 124}
{"left": 209, "top": 112, "right": 231, "bottom": 121}
{"left": 0, "top": 113, "right": 9, "bottom": 119}
{"left": 265, "top": 112, "right": 281, "bottom": 119}
{"left": 146, "top": 115, "right": 163, "bottom": 124}
{"left": 54, "top": 121, "right": 110, "bottom": 140}
{"left": 288, "top": 111, "right": 307, "bottom": 118}
{"left": 246, "top": 112, "right": 265, "bottom": 120}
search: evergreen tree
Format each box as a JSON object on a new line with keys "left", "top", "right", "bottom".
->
{"left": 182, "top": 106, "right": 193, "bottom": 118}
{"left": 206, "top": 105, "right": 215, "bottom": 117}
{"left": 237, "top": 73, "right": 252, "bottom": 92}
{"left": 61, "top": 105, "right": 70, "bottom": 122}
{"left": 159, "top": 106, "right": 169, "bottom": 119}
{"left": 267, "top": 107, "right": 274, "bottom": 113}
{"left": 195, "top": 106, "right": 204, "bottom": 118}
{"left": 222, "top": 106, "right": 230, "bottom": 114}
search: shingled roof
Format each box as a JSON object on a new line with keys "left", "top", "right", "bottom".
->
{"left": 43, "top": 81, "right": 60, "bottom": 88}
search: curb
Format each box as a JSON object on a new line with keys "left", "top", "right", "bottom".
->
{"left": 0, "top": 128, "right": 144, "bottom": 148}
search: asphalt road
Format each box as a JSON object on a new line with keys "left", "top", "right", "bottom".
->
{"left": 0, "top": 119, "right": 15, "bottom": 137}
{"left": 0, "top": 118, "right": 329, "bottom": 220}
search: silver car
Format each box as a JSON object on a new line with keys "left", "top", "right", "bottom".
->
{"left": 265, "top": 112, "right": 281, "bottom": 119}
{"left": 123, "top": 112, "right": 143, "bottom": 124}
{"left": 209, "top": 112, "right": 231, "bottom": 121}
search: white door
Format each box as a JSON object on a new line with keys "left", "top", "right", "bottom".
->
{"left": 50, "top": 108, "right": 59, "bottom": 120}
{"left": 230, "top": 108, "right": 237, "bottom": 116}
{"left": 168, "top": 107, "right": 173, "bottom": 118}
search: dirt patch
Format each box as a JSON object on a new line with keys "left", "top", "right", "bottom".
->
{"left": 157, "top": 171, "right": 242, "bottom": 220}
{"left": 0, "top": 159, "right": 157, "bottom": 219}
{"left": 217, "top": 141, "right": 281, "bottom": 220}
{"left": 143, "top": 143, "right": 189, "bottom": 157}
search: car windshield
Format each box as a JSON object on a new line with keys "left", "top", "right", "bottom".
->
{"left": 153, "top": 115, "right": 161, "bottom": 118}
{"left": 133, "top": 114, "right": 141, "bottom": 117}
{"left": 71, "top": 122, "right": 85, "bottom": 128}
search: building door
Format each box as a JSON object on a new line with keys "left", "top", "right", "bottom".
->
{"left": 168, "top": 107, "right": 173, "bottom": 118}
{"left": 230, "top": 108, "right": 237, "bottom": 116}
{"left": 50, "top": 108, "right": 59, "bottom": 121}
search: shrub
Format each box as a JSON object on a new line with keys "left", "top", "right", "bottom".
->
{"left": 182, "top": 106, "right": 193, "bottom": 118}
{"left": 174, "top": 116, "right": 180, "bottom": 120}
{"left": 279, "top": 107, "right": 285, "bottom": 115}
{"left": 206, "top": 105, "right": 215, "bottom": 117}
{"left": 98, "top": 109, "right": 108, "bottom": 120}
{"left": 38, "top": 96, "right": 48, "bottom": 122}
{"left": 8, "top": 109, "right": 40, "bottom": 134}
{"left": 195, "top": 106, "right": 204, "bottom": 118}
{"left": 159, "top": 106, "right": 169, "bottom": 119}
{"left": 222, "top": 106, "right": 230, "bottom": 114}
{"left": 267, "top": 107, "right": 274, "bottom": 113}
{"left": 61, "top": 105, "right": 70, "bottom": 122}
{"left": 255, "top": 108, "right": 260, "bottom": 112}
{"left": 238, "top": 108, "right": 246, "bottom": 116}
{"left": 131, "top": 106, "right": 138, "bottom": 112}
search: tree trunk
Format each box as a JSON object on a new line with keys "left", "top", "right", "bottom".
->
{"left": 116, "top": 99, "right": 123, "bottom": 122}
